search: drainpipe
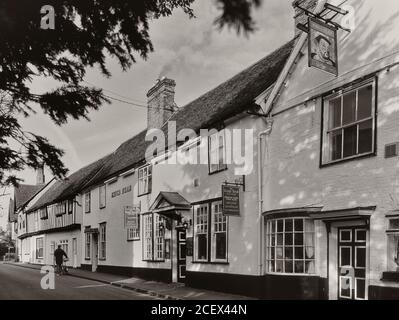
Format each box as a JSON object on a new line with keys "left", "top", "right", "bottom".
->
{"left": 257, "top": 118, "right": 273, "bottom": 276}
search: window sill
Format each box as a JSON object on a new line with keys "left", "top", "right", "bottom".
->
{"left": 320, "top": 152, "right": 376, "bottom": 168}
{"left": 208, "top": 167, "right": 228, "bottom": 176}
{"left": 266, "top": 272, "right": 319, "bottom": 277}
{"left": 381, "top": 271, "right": 399, "bottom": 282}
{"left": 138, "top": 192, "right": 151, "bottom": 198}
{"left": 142, "top": 260, "right": 166, "bottom": 263}
{"left": 191, "top": 261, "right": 229, "bottom": 265}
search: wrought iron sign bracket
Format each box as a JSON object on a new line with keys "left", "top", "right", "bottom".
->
{"left": 223, "top": 175, "right": 246, "bottom": 192}
{"left": 295, "top": 2, "right": 351, "bottom": 34}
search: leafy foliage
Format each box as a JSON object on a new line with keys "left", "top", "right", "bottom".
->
{"left": 0, "top": 0, "right": 262, "bottom": 186}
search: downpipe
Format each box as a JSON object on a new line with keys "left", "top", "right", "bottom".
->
{"left": 257, "top": 118, "right": 273, "bottom": 276}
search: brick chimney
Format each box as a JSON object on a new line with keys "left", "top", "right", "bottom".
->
{"left": 292, "top": 0, "right": 318, "bottom": 37}
{"left": 36, "top": 164, "right": 45, "bottom": 185}
{"left": 147, "top": 77, "right": 177, "bottom": 130}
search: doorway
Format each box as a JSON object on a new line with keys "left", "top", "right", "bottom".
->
{"left": 338, "top": 227, "right": 367, "bottom": 300}
{"left": 176, "top": 229, "right": 187, "bottom": 283}
{"left": 92, "top": 233, "right": 98, "bottom": 272}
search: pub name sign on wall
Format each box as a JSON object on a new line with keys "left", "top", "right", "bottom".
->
{"left": 294, "top": 2, "right": 351, "bottom": 77}
{"left": 222, "top": 176, "right": 245, "bottom": 217}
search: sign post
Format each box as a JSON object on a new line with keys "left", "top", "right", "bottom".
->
{"left": 222, "top": 185, "right": 241, "bottom": 216}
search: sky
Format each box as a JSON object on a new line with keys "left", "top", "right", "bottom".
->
{"left": 15, "top": 0, "right": 294, "bottom": 186}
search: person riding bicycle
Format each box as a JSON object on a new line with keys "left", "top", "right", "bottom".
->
{"left": 54, "top": 245, "right": 68, "bottom": 275}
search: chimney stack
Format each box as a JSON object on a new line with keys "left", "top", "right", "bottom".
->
{"left": 36, "top": 165, "right": 45, "bottom": 185}
{"left": 292, "top": 0, "right": 318, "bottom": 37}
{"left": 147, "top": 77, "right": 177, "bottom": 130}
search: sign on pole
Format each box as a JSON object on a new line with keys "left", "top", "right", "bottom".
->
{"left": 308, "top": 17, "right": 338, "bottom": 76}
{"left": 222, "top": 185, "right": 240, "bottom": 216}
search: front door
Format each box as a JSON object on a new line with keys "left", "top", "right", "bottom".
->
{"left": 177, "top": 229, "right": 187, "bottom": 283}
{"left": 338, "top": 227, "right": 368, "bottom": 300}
{"left": 92, "top": 233, "right": 98, "bottom": 272}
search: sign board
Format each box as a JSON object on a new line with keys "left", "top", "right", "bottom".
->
{"left": 222, "top": 185, "right": 240, "bottom": 216}
{"left": 308, "top": 17, "right": 338, "bottom": 76}
{"left": 124, "top": 205, "right": 140, "bottom": 228}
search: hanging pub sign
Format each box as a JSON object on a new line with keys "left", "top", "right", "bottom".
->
{"left": 308, "top": 17, "right": 338, "bottom": 76}
{"left": 222, "top": 184, "right": 241, "bottom": 216}
{"left": 124, "top": 205, "right": 140, "bottom": 228}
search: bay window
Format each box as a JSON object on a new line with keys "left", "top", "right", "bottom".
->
{"left": 266, "top": 218, "right": 315, "bottom": 274}
{"left": 143, "top": 214, "right": 153, "bottom": 261}
{"left": 99, "top": 223, "right": 106, "bottom": 260}
{"left": 322, "top": 79, "right": 376, "bottom": 165}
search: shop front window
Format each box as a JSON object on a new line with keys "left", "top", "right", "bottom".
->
{"left": 266, "top": 218, "right": 315, "bottom": 275}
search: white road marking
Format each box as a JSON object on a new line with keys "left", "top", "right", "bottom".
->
{"left": 75, "top": 284, "right": 109, "bottom": 289}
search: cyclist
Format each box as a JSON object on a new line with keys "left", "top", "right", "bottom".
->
{"left": 54, "top": 245, "right": 68, "bottom": 275}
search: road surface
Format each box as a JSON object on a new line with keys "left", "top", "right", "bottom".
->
{"left": 0, "top": 263, "right": 158, "bottom": 300}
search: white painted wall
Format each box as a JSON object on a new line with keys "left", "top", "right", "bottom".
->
{"left": 264, "top": 0, "right": 399, "bottom": 294}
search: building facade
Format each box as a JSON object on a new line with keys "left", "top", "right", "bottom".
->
{"left": 255, "top": 0, "right": 399, "bottom": 299}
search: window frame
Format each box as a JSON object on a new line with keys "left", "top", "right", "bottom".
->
{"left": 141, "top": 213, "right": 165, "bottom": 262}
{"left": 36, "top": 237, "right": 44, "bottom": 259}
{"left": 265, "top": 217, "right": 316, "bottom": 276}
{"left": 99, "top": 223, "right": 106, "bottom": 260}
{"left": 211, "top": 201, "right": 228, "bottom": 263}
{"left": 320, "top": 78, "right": 378, "bottom": 167}
{"left": 127, "top": 213, "right": 141, "bottom": 241}
{"left": 85, "top": 191, "right": 91, "bottom": 213}
{"left": 387, "top": 218, "right": 399, "bottom": 273}
{"left": 192, "top": 199, "right": 229, "bottom": 264}
{"left": 208, "top": 130, "right": 228, "bottom": 175}
{"left": 138, "top": 165, "right": 153, "bottom": 197}
{"left": 85, "top": 231, "right": 91, "bottom": 260}
{"left": 99, "top": 185, "right": 106, "bottom": 209}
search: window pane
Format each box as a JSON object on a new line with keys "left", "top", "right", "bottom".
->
{"left": 294, "top": 219, "right": 303, "bottom": 232}
{"left": 342, "top": 91, "right": 356, "bottom": 125}
{"left": 295, "top": 261, "right": 305, "bottom": 274}
{"left": 358, "top": 85, "right": 373, "bottom": 120}
{"left": 276, "top": 260, "right": 284, "bottom": 273}
{"left": 285, "top": 233, "right": 293, "bottom": 246}
{"left": 306, "top": 260, "right": 315, "bottom": 274}
{"left": 285, "top": 219, "right": 293, "bottom": 232}
{"left": 343, "top": 125, "right": 357, "bottom": 158}
{"left": 356, "top": 279, "right": 366, "bottom": 299}
{"left": 294, "top": 233, "right": 304, "bottom": 246}
{"left": 330, "top": 130, "right": 343, "bottom": 161}
{"left": 358, "top": 120, "right": 373, "bottom": 154}
{"left": 215, "top": 233, "right": 227, "bottom": 260}
{"left": 277, "top": 220, "right": 283, "bottom": 232}
{"left": 285, "top": 246, "right": 293, "bottom": 259}
{"left": 277, "top": 234, "right": 283, "bottom": 246}
{"left": 276, "top": 247, "right": 283, "bottom": 259}
{"left": 285, "top": 260, "right": 294, "bottom": 273}
{"left": 295, "top": 246, "right": 304, "bottom": 259}
{"left": 329, "top": 97, "right": 341, "bottom": 129}
{"left": 197, "top": 234, "right": 207, "bottom": 260}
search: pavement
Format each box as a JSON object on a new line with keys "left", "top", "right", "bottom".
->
{"left": 3, "top": 262, "right": 254, "bottom": 300}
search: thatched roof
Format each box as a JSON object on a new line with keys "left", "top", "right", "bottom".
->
{"left": 28, "top": 39, "right": 295, "bottom": 212}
